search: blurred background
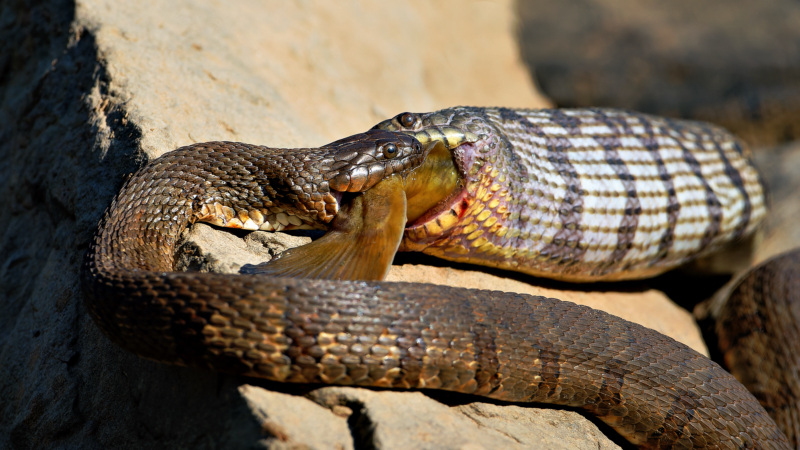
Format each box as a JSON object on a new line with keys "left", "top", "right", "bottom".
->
{"left": 516, "top": 0, "right": 800, "bottom": 148}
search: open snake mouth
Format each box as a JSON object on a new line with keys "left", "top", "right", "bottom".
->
{"left": 406, "top": 186, "right": 470, "bottom": 229}
{"left": 404, "top": 141, "right": 461, "bottom": 222}
{"left": 401, "top": 139, "right": 478, "bottom": 248}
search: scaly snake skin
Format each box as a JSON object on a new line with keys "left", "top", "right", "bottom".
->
{"left": 83, "top": 108, "right": 789, "bottom": 449}
{"left": 716, "top": 250, "right": 800, "bottom": 448}
{"left": 375, "top": 107, "right": 767, "bottom": 282}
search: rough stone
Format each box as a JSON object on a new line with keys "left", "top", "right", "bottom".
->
{"left": 176, "top": 224, "right": 313, "bottom": 274}
{"left": 308, "top": 387, "right": 620, "bottom": 450}
{"left": 239, "top": 386, "right": 353, "bottom": 450}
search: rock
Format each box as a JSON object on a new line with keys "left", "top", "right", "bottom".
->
{"left": 193, "top": 382, "right": 625, "bottom": 450}
{"left": 80, "top": 0, "right": 551, "bottom": 156}
{"left": 175, "top": 224, "right": 313, "bottom": 274}
{"left": 239, "top": 386, "right": 354, "bottom": 450}
{"left": 308, "top": 387, "right": 620, "bottom": 450}
{"left": 517, "top": 0, "right": 800, "bottom": 147}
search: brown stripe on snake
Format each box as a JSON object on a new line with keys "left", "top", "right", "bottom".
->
{"left": 641, "top": 117, "right": 680, "bottom": 264}
{"left": 713, "top": 137, "right": 752, "bottom": 242}
{"left": 672, "top": 122, "right": 725, "bottom": 253}
{"left": 84, "top": 108, "right": 787, "bottom": 449}
{"left": 594, "top": 358, "right": 638, "bottom": 429}
{"left": 541, "top": 109, "right": 587, "bottom": 269}
{"left": 594, "top": 109, "right": 642, "bottom": 274}
{"left": 498, "top": 107, "right": 587, "bottom": 271}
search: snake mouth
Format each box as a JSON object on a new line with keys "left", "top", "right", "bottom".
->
{"left": 401, "top": 138, "right": 477, "bottom": 247}
{"left": 403, "top": 141, "right": 460, "bottom": 220}
{"left": 407, "top": 187, "right": 469, "bottom": 228}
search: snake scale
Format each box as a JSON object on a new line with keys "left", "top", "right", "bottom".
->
{"left": 83, "top": 107, "right": 791, "bottom": 449}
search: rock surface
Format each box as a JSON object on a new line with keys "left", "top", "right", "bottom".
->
{"left": 229, "top": 384, "right": 624, "bottom": 450}
{"left": 307, "top": 387, "right": 620, "bottom": 450}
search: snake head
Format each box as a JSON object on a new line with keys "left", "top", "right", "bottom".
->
{"left": 373, "top": 110, "right": 485, "bottom": 150}
{"left": 372, "top": 108, "right": 504, "bottom": 250}
{"left": 321, "top": 129, "right": 426, "bottom": 193}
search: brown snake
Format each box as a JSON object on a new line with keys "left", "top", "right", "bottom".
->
{"left": 83, "top": 107, "right": 791, "bottom": 449}
{"left": 715, "top": 250, "right": 800, "bottom": 448}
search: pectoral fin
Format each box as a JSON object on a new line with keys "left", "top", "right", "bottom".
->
{"left": 242, "top": 176, "right": 406, "bottom": 281}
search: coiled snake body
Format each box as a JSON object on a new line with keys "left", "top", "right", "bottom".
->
{"left": 83, "top": 107, "right": 790, "bottom": 449}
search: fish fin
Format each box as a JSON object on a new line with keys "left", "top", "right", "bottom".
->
{"left": 243, "top": 176, "right": 406, "bottom": 281}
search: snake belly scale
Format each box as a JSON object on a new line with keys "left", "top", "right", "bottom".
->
{"left": 83, "top": 108, "right": 788, "bottom": 449}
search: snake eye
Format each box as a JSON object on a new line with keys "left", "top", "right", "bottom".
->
{"left": 382, "top": 143, "right": 398, "bottom": 158}
{"left": 399, "top": 113, "right": 416, "bottom": 128}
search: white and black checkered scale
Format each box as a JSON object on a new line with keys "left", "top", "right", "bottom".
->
{"left": 377, "top": 107, "right": 766, "bottom": 282}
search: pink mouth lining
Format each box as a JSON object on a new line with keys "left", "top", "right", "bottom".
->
{"left": 405, "top": 186, "right": 471, "bottom": 231}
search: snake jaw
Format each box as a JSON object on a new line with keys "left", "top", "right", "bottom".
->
{"left": 400, "top": 138, "right": 497, "bottom": 252}
{"left": 400, "top": 188, "right": 475, "bottom": 252}
{"left": 195, "top": 201, "right": 327, "bottom": 232}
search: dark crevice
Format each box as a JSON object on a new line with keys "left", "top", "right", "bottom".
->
{"left": 343, "top": 400, "right": 376, "bottom": 450}
{"left": 646, "top": 270, "right": 732, "bottom": 313}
